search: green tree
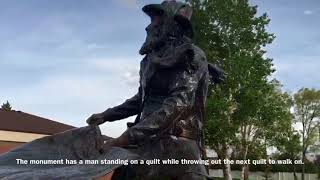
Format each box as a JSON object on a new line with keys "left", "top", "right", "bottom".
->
{"left": 293, "top": 88, "right": 320, "bottom": 180}
{"left": 235, "top": 81, "right": 292, "bottom": 179}
{"left": 191, "top": 0, "right": 289, "bottom": 180}
{"left": 275, "top": 129, "right": 301, "bottom": 180}
{"left": 1, "top": 101, "right": 12, "bottom": 111}
{"left": 256, "top": 82, "right": 294, "bottom": 179}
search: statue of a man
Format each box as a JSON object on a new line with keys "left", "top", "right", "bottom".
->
{"left": 87, "top": 1, "right": 223, "bottom": 179}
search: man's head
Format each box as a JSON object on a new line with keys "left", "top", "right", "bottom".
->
{"left": 139, "top": 0, "right": 193, "bottom": 55}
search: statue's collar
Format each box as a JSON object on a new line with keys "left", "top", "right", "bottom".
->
{"left": 150, "top": 36, "right": 192, "bottom": 58}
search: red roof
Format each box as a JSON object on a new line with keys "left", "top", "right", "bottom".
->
{"left": 0, "top": 109, "right": 76, "bottom": 135}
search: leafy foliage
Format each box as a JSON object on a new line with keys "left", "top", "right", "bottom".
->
{"left": 1, "top": 100, "right": 12, "bottom": 111}
{"left": 191, "top": 0, "right": 293, "bottom": 179}
{"left": 191, "top": 0, "right": 277, "bottom": 146}
{"left": 294, "top": 88, "right": 320, "bottom": 154}
{"left": 293, "top": 88, "right": 320, "bottom": 180}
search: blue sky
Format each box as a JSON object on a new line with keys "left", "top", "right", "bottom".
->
{"left": 0, "top": 0, "right": 319, "bottom": 137}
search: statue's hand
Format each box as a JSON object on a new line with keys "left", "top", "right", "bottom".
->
{"left": 86, "top": 113, "right": 105, "bottom": 126}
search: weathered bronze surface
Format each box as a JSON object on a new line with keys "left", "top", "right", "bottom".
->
{"left": 0, "top": 126, "right": 138, "bottom": 179}
{"left": 0, "top": 1, "right": 224, "bottom": 179}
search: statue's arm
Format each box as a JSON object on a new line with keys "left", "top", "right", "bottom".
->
{"left": 127, "top": 60, "right": 205, "bottom": 145}
{"left": 86, "top": 86, "right": 142, "bottom": 126}
{"left": 102, "top": 86, "right": 142, "bottom": 122}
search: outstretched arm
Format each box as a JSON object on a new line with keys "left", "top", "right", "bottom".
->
{"left": 102, "top": 86, "right": 142, "bottom": 121}
{"left": 86, "top": 86, "right": 142, "bottom": 125}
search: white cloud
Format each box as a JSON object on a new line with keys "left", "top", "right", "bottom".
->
{"left": 2, "top": 57, "right": 141, "bottom": 137}
{"left": 272, "top": 55, "right": 320, "bottom": 91}
{"left": 123, "top": 68, "right": 140, "bottom": 87}
{"left": 92, "top": 57, "right": 140, "bottom": 73}
{"left": 304, "top": 10, "right": 313, "bottom": 15}
{"left": 92, "top": 58, "right": 140, "bottom": 87}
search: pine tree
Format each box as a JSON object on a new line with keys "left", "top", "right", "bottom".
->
{"left": 1, "top": 101, "right": 12, "bottom": 111}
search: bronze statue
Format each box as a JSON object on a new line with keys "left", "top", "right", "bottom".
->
{"left": 0, "top": 1, "right": 224, "bottom": 180}
{"left": 87, "top": 1, "right": 223, "bottom": 179}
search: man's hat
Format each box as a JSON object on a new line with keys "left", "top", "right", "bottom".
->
{"left": 142, "top": 0, "right": 194, "bottom": 38}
